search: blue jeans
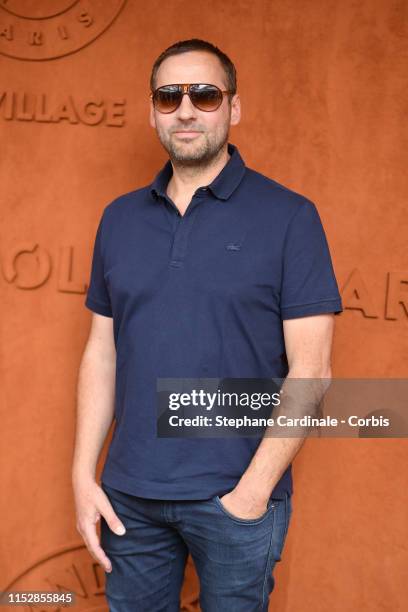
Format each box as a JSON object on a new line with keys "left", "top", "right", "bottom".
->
{"left": 100, "top": 483, "right": 293, "bottom": 611}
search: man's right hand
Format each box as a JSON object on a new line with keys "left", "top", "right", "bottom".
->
{"left": 73, "top": 479, "right": 126, "bottom": 573}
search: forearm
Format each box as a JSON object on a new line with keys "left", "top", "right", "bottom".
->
{"left": 235, "top": 436, "right": 305, "bottom": 505}
{"left": 72, "top": 348, "right": 116, "bottom": 484}
{"left": 235, "top": 367, "right": 331, "bottom": 504}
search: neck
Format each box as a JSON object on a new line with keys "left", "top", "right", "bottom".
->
{"left": 166, "top": 144, "right": 230, "bottom": 203}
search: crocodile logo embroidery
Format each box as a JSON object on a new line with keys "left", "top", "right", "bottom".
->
{"left": 225, "top": 243, "right": 242, "bottom": 251}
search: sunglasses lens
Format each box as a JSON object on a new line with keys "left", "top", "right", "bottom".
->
{"left": 190, "top": 85, "right": 223, "bottom": 111}
{"left": 153, "top": 86, "right": 181, "bottom": 112}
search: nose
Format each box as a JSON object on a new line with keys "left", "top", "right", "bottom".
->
{"left": 176, "top": 92, "right": 198, "bottom": 120}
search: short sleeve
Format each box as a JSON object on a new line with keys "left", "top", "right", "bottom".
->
{"left": 84, "top": 210, "right": 113, "bottom": 317}
{"left": 280, "top": 199, "right": 343, "bottom": 320}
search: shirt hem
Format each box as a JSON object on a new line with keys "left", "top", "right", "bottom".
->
{"left": 281, "top": 298, "right": 343, "bottom": 320}
{"left": 85, "top": 295, "right": 113, "bottom": 317}
{"left": 101, "top": 467, "right": 292, "bottom": 500}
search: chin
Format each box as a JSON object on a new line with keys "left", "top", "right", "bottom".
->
{"left": 172, "top": 145, "right": 206, "bottom": 161}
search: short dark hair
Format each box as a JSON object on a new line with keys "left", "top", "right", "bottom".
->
{"left": 150, "top": 38, "right": 237, "bottom": 96}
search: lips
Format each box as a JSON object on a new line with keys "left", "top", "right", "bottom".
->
{"left": 173, "top": 131, "right": 202, "bottom": 135}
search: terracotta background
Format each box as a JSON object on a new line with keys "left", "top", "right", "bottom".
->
{"left": 1, "top": 0, "right": 407, "bottom": 610}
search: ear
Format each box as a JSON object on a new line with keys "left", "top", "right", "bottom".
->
{"left": 230, "top": 93, "right": 241, "bottom": 126}
{"left": 149, "top": 99, "right": 156, "bottom": 128}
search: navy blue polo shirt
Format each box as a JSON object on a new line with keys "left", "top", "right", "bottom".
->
{"left": 85, "top": 142, "right": 343, "bottom": 500}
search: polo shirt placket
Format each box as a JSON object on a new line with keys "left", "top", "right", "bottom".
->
{"left": 165, "top": 193, "right": 201, "bottom": 268}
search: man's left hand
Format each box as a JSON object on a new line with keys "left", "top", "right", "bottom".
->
{"left": 218, "top": 489, "right": 269, "bottom": 520}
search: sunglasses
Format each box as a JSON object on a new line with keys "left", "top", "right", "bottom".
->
{"left": 150, "top": 83, "right": 234, "bottom": 113}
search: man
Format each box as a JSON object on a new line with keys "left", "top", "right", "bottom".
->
{"left": 72, "top": 38, "right": 343, "bottom": 611}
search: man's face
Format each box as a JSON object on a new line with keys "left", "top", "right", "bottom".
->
{"left": 149, "top": 51, "right": 241, "bottom": 165}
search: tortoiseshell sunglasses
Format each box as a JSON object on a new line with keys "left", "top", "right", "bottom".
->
{"left": 150, "top": 83, "right": 234, "bottom": 113}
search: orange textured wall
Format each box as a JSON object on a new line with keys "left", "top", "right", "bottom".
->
{"left": 1, "top": 1, "right": 407, "bottom": 610}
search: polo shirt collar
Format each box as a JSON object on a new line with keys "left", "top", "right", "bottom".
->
{"left": 150, "top": 142, "right": 246, "bottom": 202}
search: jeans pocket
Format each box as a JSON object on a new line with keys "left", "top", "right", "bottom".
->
{"left": 211, "top": 494, "right": 276, "bottom": 525}
{"left": 270, "top": 493, "right": 292, "bottom": 562}
{"left": 283, "top": 494, "right": 293, "bottom": 539}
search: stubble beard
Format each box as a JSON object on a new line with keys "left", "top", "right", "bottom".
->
{"left": 157, "top": 123, "right": 230, "bottom": 169}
